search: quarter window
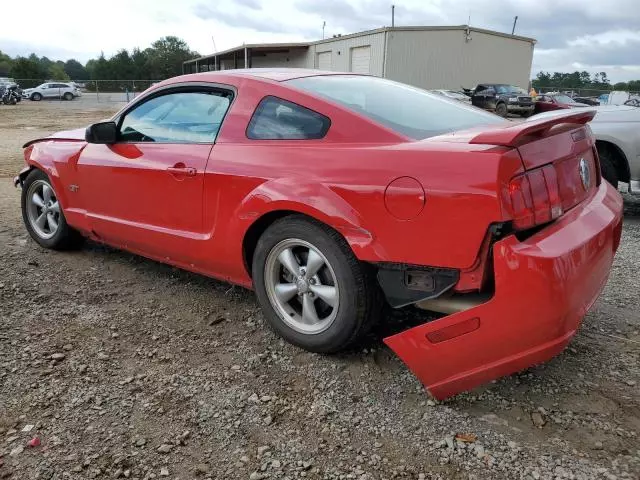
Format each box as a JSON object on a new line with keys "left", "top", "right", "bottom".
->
{"left": 247, "top": 96, "right": 330, "bottom": 140}
{"left": 118, "top": 90, "right": 232, "bottom": 143}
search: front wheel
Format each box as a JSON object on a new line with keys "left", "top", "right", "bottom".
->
{"left": 31, "top": 92, "right": 42, "bottom": 101}
{"left": 252, "top": 216, "right": 379, "bottom": 353}
{"left": 63, "top": 92, "right": 73, "bottom": 101}
{"left": 21, "top": 169, "right": 84, "bottom": 250}
{"left": 495, "top": 102, "right": 508, "bottom": 117}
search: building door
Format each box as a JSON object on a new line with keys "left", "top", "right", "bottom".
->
{"left": 350, "top": 46, "right": 371, "bottom": 74}
{"left": 316, "top": 51, "right": 332, "bottom": 70}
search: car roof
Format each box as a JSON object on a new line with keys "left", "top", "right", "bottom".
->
{"left": 181, "top": 68, "right": 363, "bottom": 82}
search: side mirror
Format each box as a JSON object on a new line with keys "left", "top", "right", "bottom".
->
{"left": 85, "top": 121, "right": 117, "bottom": 144}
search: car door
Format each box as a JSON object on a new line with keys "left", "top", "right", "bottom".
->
{"left": 76, "top": 86, "right": 234, "bottom": 264}
{"left": 44, "top": 83, "right": 59, "bottom": 98}
{"left": 39, "top": 84, "right": 51, "bottom": 97}
{"left": 472, "top": 86, "right": 495, "bottom": 109}
{"left": 534, "top": 95, "right": 554, "bottom": 113}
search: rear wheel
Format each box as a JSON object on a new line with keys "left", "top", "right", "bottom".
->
{"left": 21, "top": 169, "right": 84, "bottom": 250}
{"left": 252, "top": 216, "right": 379, "bottom": 353}
{"left": 597, "top": 144, "right": 620, "bottom": 188}
{"left": 31, "top": 92, "right": 42, "bottom": 101}
{"left": 495, "top": 102, "right": 508, "bottom": 117}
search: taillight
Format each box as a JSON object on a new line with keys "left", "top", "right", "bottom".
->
{"left": 508, "top": 164, "right": 564, "bottom": 230}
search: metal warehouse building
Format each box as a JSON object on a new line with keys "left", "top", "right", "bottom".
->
{"left": 183, "top": 26, "right": 536, "bottom": 90}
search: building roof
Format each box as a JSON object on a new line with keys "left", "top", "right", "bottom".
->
{"left": 184, "top": 25, "right": 537, "bottom": 65}
{"left": 182, "top": 68, "right": 347, "bottom": 82}
{"left": 187, "top": 42, "right": 311, "bottom": 63}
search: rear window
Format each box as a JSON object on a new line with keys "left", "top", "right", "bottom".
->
{"left": 287, "top": 75, "right": 505, "bottom": 140}
{"left": 247, "top": 96, "right": 330, "bottom": 140}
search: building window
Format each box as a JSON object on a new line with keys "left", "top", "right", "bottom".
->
{"left": 246, "top": 96, "right": 331, "bottom": 140}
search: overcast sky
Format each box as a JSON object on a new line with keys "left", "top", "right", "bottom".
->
{"left": 2, "top": 0, "right": 639, "bottom": 82}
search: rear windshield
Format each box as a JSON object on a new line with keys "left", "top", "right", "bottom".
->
{"left": 495, "top": 85, "right": 527, "bottom": 94}
{"left": 287, "top": 75, "right": 505, "bottom": 140}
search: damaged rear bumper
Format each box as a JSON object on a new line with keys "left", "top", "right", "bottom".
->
{"left": 384, "top": 181, "right": 623, "bottom": 400}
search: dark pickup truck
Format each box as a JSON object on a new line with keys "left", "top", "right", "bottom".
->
{"left": 468, "top": 84, "right": 534, "bottom": 117}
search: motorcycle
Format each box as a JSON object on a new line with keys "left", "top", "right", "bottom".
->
{"left": 1, "top": 83, "right": 22, "bottom": 105}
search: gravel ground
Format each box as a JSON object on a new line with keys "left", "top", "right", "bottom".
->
{"left": 0, "top": 102, "right": 639, "bottom": 480}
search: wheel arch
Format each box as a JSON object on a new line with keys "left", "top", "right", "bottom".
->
{"left": 241, "top": 206, "right": 378, "bottom": 278}
{"left": 595, "top": 139, "right": 631, "bottom": 183}
{"left": 235, "top": 178, "right": 385, "bottom": 279}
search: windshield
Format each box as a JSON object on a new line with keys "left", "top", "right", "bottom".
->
{"left": 287, "top": 75, "right": 505, "bottom": 140}
{"left": 553, "top": 95, "right": 574, "bottom": 104}
{"left": 495, "top": 85, "right": 527, "bottom": 94}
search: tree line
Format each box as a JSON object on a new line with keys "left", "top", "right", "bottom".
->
{"left": 0, "top": 36, "right": 199, "bottom": 89}
{"left": 532, "top": 71, "right": 640, "bottom": 92}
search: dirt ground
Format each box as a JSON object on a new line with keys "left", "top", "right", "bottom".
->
{"left": 0, "top": 100, "right": 639, "bottom": 480}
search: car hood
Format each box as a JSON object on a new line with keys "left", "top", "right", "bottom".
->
{"left": 22, "top": 127, "right": 87, "bottom": 148}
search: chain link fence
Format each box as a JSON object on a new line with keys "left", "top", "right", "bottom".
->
{"left": 14, "top": 79, "right": 162, "bottom": 103}
{"left": 535, "top": 86, "right": 640, "bottom": 101}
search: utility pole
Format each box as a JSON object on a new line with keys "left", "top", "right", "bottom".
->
{"left": 391, "top": 5, "right": 395, "bottom": 27}
{"left": 511, "top": 16, "right": 518, "bottom": 35}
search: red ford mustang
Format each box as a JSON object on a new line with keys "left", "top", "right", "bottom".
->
{"left": 14, "top": 69, "right": 623, "bottom": 399}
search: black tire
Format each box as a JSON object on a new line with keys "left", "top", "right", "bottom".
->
{"left": 31, "top": 92, "right": 42, "bottom": 101}
{"left": 495, "top": 102, "right": 508, "bottom": 117}
{"left": 252, "top": 215, "right": 380, "bottom": 353}
{"left": 597, "top": 144, "right": 619, "bottom": 188}
{"left": 63, "top": 92, "right": 73, "bottom": 101}
{"left": 21, "top": 169, "right": 84, "bottom": 250}
{"left": 520, "top": 110, "right": 532, "bottom": 118}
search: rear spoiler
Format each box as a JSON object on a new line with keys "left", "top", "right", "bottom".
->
{"left": 469, "top": 110, "right": 596, "bottom": 147}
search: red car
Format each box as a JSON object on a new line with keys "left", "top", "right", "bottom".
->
{"left": 534, "top": 93, "right": 590, "bottom": 114}
{"left": 14, "top": 70, "right": 623, "bottom": 399}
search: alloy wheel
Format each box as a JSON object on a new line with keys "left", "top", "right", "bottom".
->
{"left": 264, "top": 238, "right": 340, "bottom": 335}
{"left": 26, "top": 179, "right": 61, "bottom": 239}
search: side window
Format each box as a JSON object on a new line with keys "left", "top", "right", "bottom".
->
{"left": 118, "top": 90, "right": 232, "bottom": 143}
{"left": 247, "top": 96, "right": 330, "bottom": 140}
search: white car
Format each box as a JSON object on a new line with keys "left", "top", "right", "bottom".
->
{"left": 22, "top": 82, "right": 82, "bottom": 101}
{"left": 430, "top": 89, "right": 471, "bottom": 103}
{"left": 526, "top": 105, "right": 640, "bottom": 194}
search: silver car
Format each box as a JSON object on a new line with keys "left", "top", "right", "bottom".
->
{"left": 589, "top": 105, "right": 640, "bottom": 194}
{"left": 528, "top": 105, "right": 640, "bottom": 194}
{"left": 22, "top": 82, "right": 82, "bottom": 101}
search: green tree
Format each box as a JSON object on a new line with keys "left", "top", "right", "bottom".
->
{"left": 131, "top": 48, "right": 152, "bottom": 79}
{"left": 9, "top": 57, "right": 46, "bottom": 80}
{"left": 579, "top": 71, "right": 591, "bottom": 85}
{"left": 110, "top": 49, "right": 135, "bottom": 79}
{"left": 613, "top": 82, "right": 628, "bottom": 90}
{"left": 0, "top": 50, "right": 13, "bottom": 76}
{"left": 91, "top": 52, "right": 112, "bottom": 80}
{"left": 146, "top": 36, "right": 198, "bottom": 79}
{"left": 48, "top": 63, "right": 70, "bottom": 80}
{"left": 628, "top": 80, "right": 640, "bottom": 91}
{"left": 64, "top": 59, "right": 88, "bottom": 80}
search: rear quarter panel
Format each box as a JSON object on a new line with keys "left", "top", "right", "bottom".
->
{"left": 206, "top": 140, "right": 520, "bottom": 283}
{"left": 203, "top": 76, "right": 522, "bottom": 283}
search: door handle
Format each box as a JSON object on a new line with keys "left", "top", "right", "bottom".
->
{"left": 167, "top": 165, "right": 197, "bottom": 177}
